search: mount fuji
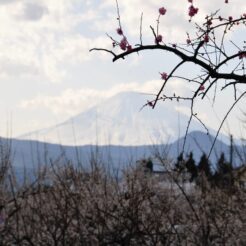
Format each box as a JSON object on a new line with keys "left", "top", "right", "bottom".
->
{"left": 19, "top": 91, "right": 207, "bottom": 146}
{"left": 9, "top": 92, "right": 245, "bottom": 171}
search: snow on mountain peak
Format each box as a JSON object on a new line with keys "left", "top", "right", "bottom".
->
{"left": 19, "top": 91, "right": 205, "bottom": 146}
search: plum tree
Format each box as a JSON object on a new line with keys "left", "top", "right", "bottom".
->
{"left": 90, "top": 0, "right": 246, "bottom": 154}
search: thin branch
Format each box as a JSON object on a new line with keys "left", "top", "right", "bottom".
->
{"left": 153, "top": 60, "right": 186, "bottom": 108}
{"left": 89, "top": 48, "right": 117, "bottom": 58}
{"left": 182, "top": 100, "right": 194, "bottom": 152}
{"left": 140, "top": 12, "right": 143, "bottom": 46}
{"left": 109, "top": 44, "right": 246, "bottom": 83}
{"left": 115, "top": 0, "right": 122, "bottom": 30}
{"left": 193, "top": 113, "right": 209, "bottom": 134}
{"left": 208, "top": 91, "right": 246, "bottom": 159}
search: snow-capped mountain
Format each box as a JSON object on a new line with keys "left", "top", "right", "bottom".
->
{"left": 19, "top": 91, "right": 209, "bottom": 146}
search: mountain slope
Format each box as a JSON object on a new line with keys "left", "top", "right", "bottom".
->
{"left": 2, "top": 131, "right": 245, "bottom": 172}
{"left": 19, "top": 91, "right": 205, "bottom": 146}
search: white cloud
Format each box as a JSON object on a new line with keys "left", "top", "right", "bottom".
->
{"left": 0, "top": 0, "right": 17, "bottom": 5}
{"left": 175, "top": 105, "right": 208, "bottom": 122}
{"left": 0, "top": 58, "right": 39, "bottom": 77}
{"left": 0, "top": 0, "right": 110, "bottom": 83}
{"left": 14, "top": 2, "right": 49, "bottom": 21}
{"left": 19, "top": 78, "right": 189, "bottom": 117}
{"left": 175, "top": 105, "right": 190, "bottom": 116}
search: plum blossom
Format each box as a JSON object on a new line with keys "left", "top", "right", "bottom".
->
{"left": 155, "top": 35, "right": 163, "bottom": 44}
{"left": 120, "top": 38, "right": 127, "bottom": 50}
{"left": 188, "top": 5, "right": 199, "bottom": 17}
{"left": 199, "top": 85, "right": 205, "bottom": 91}
{"left": 160, "top": 72, "right": 168, "bottom": 80}
{"left": 116, "top": 28, "right": 123, "bottom": 35}
{"left": 159, "top": 7, "right": 167, "bottom": 15}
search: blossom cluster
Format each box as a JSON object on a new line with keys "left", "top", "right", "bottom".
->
{"left": 188, "top": 5, "right": 199, "bottom": 17}
{"left": 114, "top": 27, "right": 132, "bottom": 51}
{"left": 110, "top": 0, "right": 244, "bottom": 96}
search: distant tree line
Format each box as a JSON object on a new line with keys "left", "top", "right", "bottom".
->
{"left": 174, "top": 151, "right": 236, "bottom": 189}
{"left": 141, "top": 149, "right": 243, "bottom": 190}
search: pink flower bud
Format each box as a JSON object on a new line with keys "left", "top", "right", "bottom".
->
{"left": 160, "top": 72, "right": 168, "bottom": 80}
{"left": 155, "top": 35, "right": 163, "bottom": 44}
{"left": 228, "top": 16, "right": 233, "bottom": 22}
{"left": 119, "top": 38, "right": 127, "bottom": 50}
{"left": 199, "top": 85, "right": 205, "bottom": 91}
{"left": 116, "top": 28, "right": 123, "bottom": 35}
{"left": 147, "top": 101, "right": 153, "bottom": 107}
{"left": 207, "top": 19, "right": 212, "bottom": 26}
{"left": 159, "top": 7, "right": 167, "bottom": 15}
{"left": 186, "top": 39, "right": 191, "bottom": 44}
{"left": 204, "top": 34, "right": 209, "bottom": 43}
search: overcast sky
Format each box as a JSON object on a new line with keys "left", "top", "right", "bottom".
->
{"left": 0, "top": 0, "right": 245, "bottom": 140}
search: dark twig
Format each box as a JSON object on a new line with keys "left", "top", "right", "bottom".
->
{"left": 208, "top": 91, "right": 246, "bottom": 159}
{"left": 89, "top": 48, "right": 117, "bottom": 58}
{"left": 140, "top": 12, "right": 143, "bottom": 46}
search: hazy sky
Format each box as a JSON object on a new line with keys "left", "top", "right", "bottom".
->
{"left": 0, "top": 0, "right": 245, "bottom": 139}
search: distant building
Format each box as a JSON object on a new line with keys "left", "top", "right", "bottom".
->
{"left": 136, "top": 158, "right": 194, "bottom": 191}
